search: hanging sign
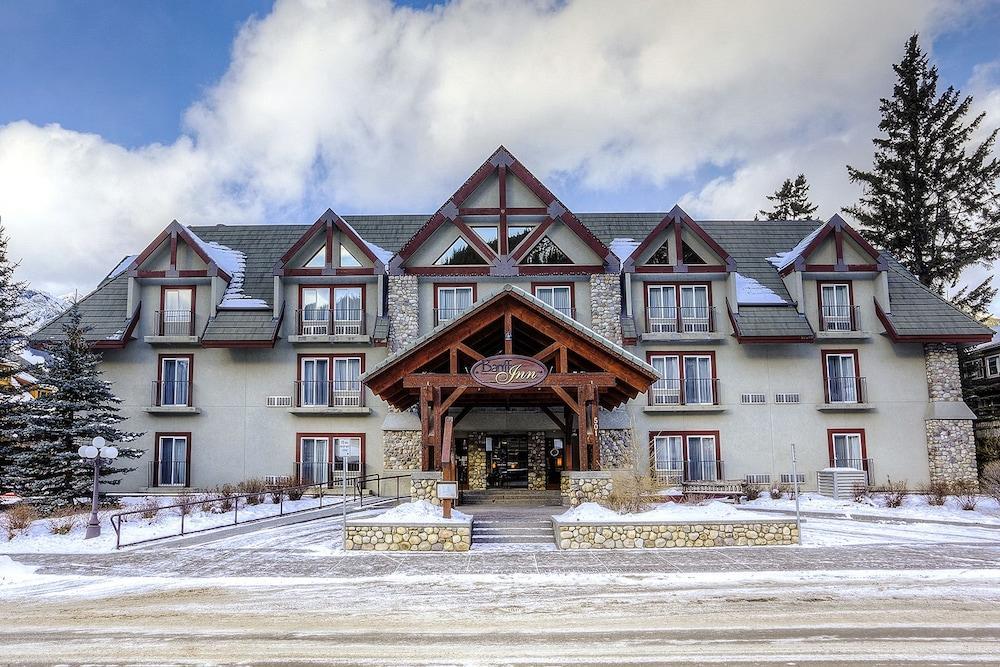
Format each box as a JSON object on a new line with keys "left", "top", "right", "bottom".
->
{"left": 470, "top": 354, "right": 549, "bottom": 390}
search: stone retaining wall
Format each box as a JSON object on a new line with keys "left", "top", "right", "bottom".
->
{"left": 345, "top": 522, "right": 472, "bottom": 552}
{"left": 561, "top": 471, "right": 614, "bottom": 507}
{"left": 553, "top": 519, "right": 799, "bottom": 549}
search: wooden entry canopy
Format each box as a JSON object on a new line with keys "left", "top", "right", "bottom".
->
{"left": 364, "top": 286, "right": 658, "bottom": 472}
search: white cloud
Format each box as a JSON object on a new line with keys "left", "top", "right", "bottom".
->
{"left": 0, "top": 0, "right": 980, "bottom": 295}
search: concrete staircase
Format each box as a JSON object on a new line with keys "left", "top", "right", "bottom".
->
{"left": 460, "top": 489, "right": 563, "bottom": 506}
{"left": 472, "top": 515, "right": 555, "bottom": 546}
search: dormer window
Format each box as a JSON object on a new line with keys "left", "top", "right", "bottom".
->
{"left": 435, "top": 238, "right": 488, "bottom": 266}
{"left": 819, "top": 282, "right": 856, "bottom": 332}
{"left": 648, "top": 241, "right": 671, "bottom": 265}
{"left": 159, "top": 287, "right": 194, "bottom": 336}
{"left": 523, "top": 237, "right": 572, "bottom": 264}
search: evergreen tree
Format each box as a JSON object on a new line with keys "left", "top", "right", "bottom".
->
{"left": 13, "top": 305, "right": 141, "bottom": 509}
{"left": 0, "top": 224, "right": 28, "bottom": 493}
{"left": 758, "top": 174, "right": 819, "bottom": 220}
{"left": 845, "top": 34, "right": 1000, "bottom": 318}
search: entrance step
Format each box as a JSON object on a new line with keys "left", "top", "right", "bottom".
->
{"left": 461, "top": 490, "right": 563, "bottom": 506}
{"left": 472, "top": 518, "right": 555, "bottom": 545}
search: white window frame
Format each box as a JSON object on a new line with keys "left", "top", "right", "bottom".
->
{"left": 299, "top": 436, "right": 330, "bottom": 484}
{"left": 300, "top": 357, "right": 330, "bottom": 407}
{"left": 332, "top": 357, "right": 363, "bottom": 406}
{"left": 157, "top": 435, "right": 188, "bottom": 487}
{"left": 332, "top": 286, "right": 363, "bottom": 335}
{"left": 300, "top": 286, "right": 332, "bottom": 335}
{"left": 647, "top": 285, "right": 678, "bottom": 333}
{"left": 820, "top": 283, "right": 853, "bottom": 331}
{"left": 825, "top": 352, "right": 859, "bottom": 404}
{"left": 159, "top": 356, "right": 191, "bottom": 407}
{"left": 987, "top": 355, "right": 1000, "bottom": 378}
{"left": 436, "top": 286, "right": 474, "bottom": 323}
{"left": 831, "top": 432, "right": 864, "bottom": 469}
{"left": 652, "top": 435, "right": 683, "bottom": 475}
{"left": 533, "top": 285, "right": 573, "bottom": 317}
{"left": 686, "top": 435, "right": 719, "bottom": 481}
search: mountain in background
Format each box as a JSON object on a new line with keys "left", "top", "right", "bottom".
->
{"left": 17, "top": 288, "right": 76, "bottom": 335}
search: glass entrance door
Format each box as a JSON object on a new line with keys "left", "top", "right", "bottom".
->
{"left": 486, "top": 435, "right": 529, "bottom": 488}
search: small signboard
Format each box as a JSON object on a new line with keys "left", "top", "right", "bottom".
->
{"left": 437, "top": 481, "right": 459, "bottom": 500}
{"left": 469, "top": 354, "right": 549, "bottom": 390}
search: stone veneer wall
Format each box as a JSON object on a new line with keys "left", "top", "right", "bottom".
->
{"left": 553, "top": 520, "right": 799, "bottom": 549}
{"left": 345, "top": 522, "right": 471, "bottom": 552}
{"left": 589, "top": 274, "right": 622, "bottom": 344}
{"left": 383, "top": 429, "right": 421, "bottom": 471}
{"left": 528, "top": 432, "right": 547, "bottom": 490}
{"left": 388, "top": 275, "right": 419, "bottom": 351}
{"left": 466, "top": 432, "right": 487, "bottom": 490}
{"left": 561, "top": 471, "right": 614, "bottom": 507}
{"left": 410, "top": 472, "right": 443, "bottom": 505}
{"left": 924, "top": 343, "right": 979, "bottom": 486}
{"left": 599, "top": 429, "right": 635, "bottom": 470}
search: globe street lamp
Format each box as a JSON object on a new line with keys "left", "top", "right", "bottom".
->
{"left": 78, "top": 436, "right": 119, "bottom": 539}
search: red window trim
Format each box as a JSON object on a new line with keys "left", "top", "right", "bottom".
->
{"left": 432, "top": 283, "right": 478, "bottom": 309}
{"left": 295, "top": 353, "right": 366, "bottom": 382}
{"left": 826, "top": 428, "right": 868, "bottom": 467}
{"left": 646, "top": 351, "right": 718, "bottom": 378}
{"left": 159, "top": 285, "right": 196, "bottom": 336}
{"left": 296, "top": 284, "right": 367, "bottom": 314}
{"left": 820, "top": 348, "right": 861, "bottom": 403}
{"left": 295, "top": 432, "right": 367, "bottom": 465}
{"left": 529, "top": 282, "right": 576, "bottom": 309}
{"left": 815, "top": 280, "right": 855, "bottom": 331}
{"left": 153, "top": 432, "right": 192, "bottom": 488}
{"left": 649, "top": 430, "right": 722, "bottom": 462}
{"left": 156, "top": 353, "right": 194, "bottom": 406}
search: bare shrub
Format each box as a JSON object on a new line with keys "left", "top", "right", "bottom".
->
{"left": 286, "top": 485, "right": 305, "bottom": 501}
{"left": 217, "top": 484, "right": 236, "bottom": 513}
{"left": 683, "top": 492, "right": 710, "bottom": 505}
{"left": 138, "top": 497, "right": 160, "bottom": 521}
{"left": 851, "top": 481, "right": 869, "bottom": 503}
{"left": 923, "top": 480, "right": 950, "bottom": 506}
{"left": 980, "top": 462, "right": 1000, "bottom": 505}
{"left": 46, "top": 507, "right": 80, "bottom": 535}
{"left": 606, "top": 473, "right": 661, "bottom": 514}
{"left": 1, "top": 504, "right": 39, "bottom": 540}
{"left": 768, "top": 485, "right": 782, "bottom": 500}
{"left": 879, "top": 479, "right": 908, "bottom": 508}
{"left": 780, "top": 482, "right": 795, "bottom": 499}
{"left": 174, "top": 489, "right": 197, "bottom": 516}
{"left": 953, "top": 480, "right": 979, "bottom": 511}
{"left": 741, "top": 481, "right": 762, "bottom": 501}
{"left": 198, "top": 494, "right": 217, "bottom": 513}
{"left": 238, "top": 479, "right": 267, "bottom": 505}
{"left": 268, "top": 488, "right": 284, "bottom": 504}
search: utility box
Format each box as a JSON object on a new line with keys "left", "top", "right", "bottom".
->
{"left": 817, "top": 468, "right": 867, "bottom": 500}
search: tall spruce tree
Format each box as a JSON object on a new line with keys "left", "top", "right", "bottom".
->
{"left": 758, "top": 174, "right": 819, "bottom": 220}
{"left": 845, "top": 34, "right": 1000, "bottom": 318}
{"left": 0, "top": 224, "right": 29, "bottom": 493}
{"left": 13, "top": 305, "right": 141, "bottom": 509}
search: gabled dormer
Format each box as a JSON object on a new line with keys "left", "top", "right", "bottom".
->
{"left": 392, "top": 146, "right": 614, "bottom": 276}
{"left": 768, "top": 214, "right": 886, "bottom": 276}
{"left": 274, "top": 209, "right": 387, "bottom": 277}
{"left": 126, "top": 220, "right": 234, "bottom": 282}
{"left": 622, "top": 205, "right": 735, "bottom": 274}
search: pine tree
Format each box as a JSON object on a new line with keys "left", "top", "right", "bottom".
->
{"left": 12, "top": 305, "right": 141, "bottom": 509}
{"left": 845, "top": 34, "right": 1000, "bottom": 319}
{"left": 758, "top": 174, "right": 819, "bottom": 220}
{"left": 0, "top": 224, "right": 29, "bottom": 493}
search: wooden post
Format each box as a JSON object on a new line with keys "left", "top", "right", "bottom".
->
{"left": 441, "top": 416, "right": 456, "bottom": 519}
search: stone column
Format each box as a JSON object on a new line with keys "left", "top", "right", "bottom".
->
{"left": 924, "top": 343, "right": 979, "bottom": 487}
{"left": 599, "top": 429, "right": 635, "bottom": 470}
{"left": 466, "top": 432, "right": 487, "bottom": 490}
{"left": 528, "top": 432, "right": 547, "bottom": 490}
{"left": 589, "top": 273, "right": 622, "bottom": 344}
{"left": 388, "top": 275, "right": 418, "bottom": 352}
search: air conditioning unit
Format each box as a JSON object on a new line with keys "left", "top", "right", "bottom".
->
{"left": 745, "top": 473, "right": 771, "bottom": 485}
{"left": 267, "top": 395, "right": 293, "bottom": 408}
{"left": 740, "top": 393, "right": 766, "bottom": 405}
{"left": 264, "top": 475, "right": 291, "bottom": 486}
{"left": 301, "top": 324, "right": 328, "bottom": 336}
{"left": 775, "top": 393, "right": 800, "bottom": 404}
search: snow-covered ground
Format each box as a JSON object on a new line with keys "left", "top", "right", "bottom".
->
{"left": 363, "top": 500, "right": 471, "bottom": 524}
{"left": 555, "top": 500, "right": 774, "bottom": 523}
{"left": 746, "top": 491, "right": 1000, "bottom": 524}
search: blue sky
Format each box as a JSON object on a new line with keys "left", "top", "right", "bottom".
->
{"left": 1, "top": 0, "right": 998, "bottom": 295}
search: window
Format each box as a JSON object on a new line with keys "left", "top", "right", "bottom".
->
{"left": 533, "top": 284, "right": 573, "bottom": 317}
{"left": 652, "top": 435, "right": 683, "bottom": 477}
{"left": 334, "top": 436, "right": 363, "bottom": 473}
{"left": 687, "top": 435, "right": 718, "bottom": 480}
{"left": 681, "top": 239, "right": 706, "bottom": 265}
{"left": 471, "top": 226, "right": 500, "bottom": 252}
{"left": 298, "top": 355, "right": 363, "bottom": 407}
{"left": 964, "top": 359, "right": 985, "bottom": 380}
{"left": 159, "top": 356, "right": 191, "bottom": 406}
{"left": 300, "top": 357, "right": 329, "bottom": 406}
{"left": 829, "top": 430, "right": 868, "bottom": 478}
{"left": 156, "top": 434, "right": 189, "bottom": 487}
{"left": 988, "top": 355, "right": 1000, "bottom": 378}
{"left": 649, "top": 353, "right": 715, "bottom": 405}
{"left": 522, "top": 237, "right": 572, "bottom": 264}
{"left": 435, "top": 237, "right": 488, "bottom": 266}
{"left": 824, "top": 351, "right": 860, "bottom": 403}
{"left": 436, "top": 286, "right": 475, "bottom": 323}
{"left": 340, "top": 244, "right": 361, "bottom": 267}
{"left": 298, "top": 436, "right": 329, "bottom": 484}
{"left": 820, "top": 283, "right": 853, "bottom": 331}
{"left": 300, "top": 287, "right": 331, "bottom": 334}
{"left": 332, "top": 287, "right": 363, "bottom": 335}
{"left": 160, "top": 287, "right": 194, "bottom": 336}
{"left": 650, "top": 432, "right": 720, "bottom": 482}
{"left": 648, "top": 240, "right": 671, "bottom": 265}
{"left": 507, "top": 225, "right": 534, "bottom": 251}
{"left": 332, "top": 357, "right": 362, "bottom": 406}
{"left": 305, "top": 245, "right": 326, "bottom": 268}
{"left": 646, "top": 284, "right": 711, "bottom": 333}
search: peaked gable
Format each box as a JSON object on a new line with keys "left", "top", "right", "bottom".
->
{"left": 274, "top": 209, "right": 386, "bottom": 276}
{"left": 768, "top": 214, "right": 885, "bottom": 276}
{"left": 623, "top": 205, "right": 735, "bottom": 273}
{"left": 393, "top": 146, "right": 614, "bottom": 276}
{"left": 126, "top": 221, "right": 234, "bottom": 282}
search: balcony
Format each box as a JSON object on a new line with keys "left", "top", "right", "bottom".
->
{"left": 288, "top": 309, "right": 368, "bottom": 343}
{"left": 642, "top": 306, "right": 724, "bottom": 342}
{"left": 817, "top": 305, "right": 867, "bottom": 339}
{"left": 292, "top": 460, "right": 365, "bottom": 486}
{"left": 818, "top": 377, "right": 872, "bottom": 411}
{"left": 651, "top": 460, "right": 726, "bottom": 484}
{"left": 143, "top": 381, "right": 200, "bottom": 414}
{"left": 148, "top": 460, "right": 189, "bottom": 487}
{"left": 644, "top": 378, "right": 724, "bottom": 413}
{"left": 828, "top": 457, "right": 874, "bottom": 485}
{"left": 289, "top": 380, "right": 370, "bottom": 415}
{"left": 144, "top": 310, "right": 200, "bottom": 344}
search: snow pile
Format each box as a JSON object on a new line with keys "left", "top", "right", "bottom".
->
{"left": 187, "top": 231, "right": 270, "bottom": 310}
{"left": 366, "top": 501, "right": 471, "bottom": 524}
{"left": 0, "top": 556, "right": 38, "bottom": 584}
{"left": 748, "top": 492, "right": 1000, "bottom": 524}
{"left": 555, "top": 501, "right": 772, "bottom": 523}
{"left": 767, "top": 223, "right": 826, "bottom": 270}
{"left": 609, "top": 238, "right": 640, "bottom": 264}
{"left": 734, "top": 272, "right": 786, "bottom": 305}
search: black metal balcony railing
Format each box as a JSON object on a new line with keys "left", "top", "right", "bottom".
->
{"left": 648, "top": 378, "right": 719, "bottom": 406}
{"left": 296, "top": 308, "right": 365, "bottom": 336}
{"left": 824, "top": 376, "right": 867, "bottom": 404}
{"left": 820, "top": 304, "right": 861, "bottom": 332}
{"left": 154, "top": 310, "right": 194, "bottom": 336}
{"left": 829, "top": 457, "right": 874, "bottom": 485}
{"left": 433, "top": 306, "right": 474, "bottom": 326}
{"left": 651, "top": 460, "right": 725, "bottom": 483}
{"left": 292, "top": 460, "right": 365, "bottom": 485}
{"left": 646, "top": 306, "right": 716, "bottom": 334}
{"left": 294, "top": 380, "right": 366, "bottom": 408}
{"left": 151, "top": 380, "right": 192, "bottom": 407}
{"left": 148, "top": 460, "right": 188, "bottom": 487}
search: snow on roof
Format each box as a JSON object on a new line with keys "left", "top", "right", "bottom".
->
{"left": 608, "top": 238, "right": 640, "bottom": 264}
{"left": 341, "top": 219, "right": 394, "bottom": 269}
{"left": 767, "top": 222, "right": 827, "bottom": 270}
{"left": 106, "top": 255, "right": 137, "bottom": 282}
{"left": 18, "top": 348, "right": 45, "bottom": 366}
{"left": 187, "top": 229, "right": 270, "bottom": 310}
{"left": 972, "top": 326, "right": 1000, "bottom": 352}
{"left": 735, "top": 272, "right": 786, "bottom": 305}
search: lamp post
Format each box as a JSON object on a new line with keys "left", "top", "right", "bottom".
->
{"left": 78, "top": 436, "right": 119, "bottom": 539}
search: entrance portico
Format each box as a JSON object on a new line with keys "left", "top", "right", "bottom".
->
{"left": 364, "top": 285, "right": 658, "bottom": 500}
